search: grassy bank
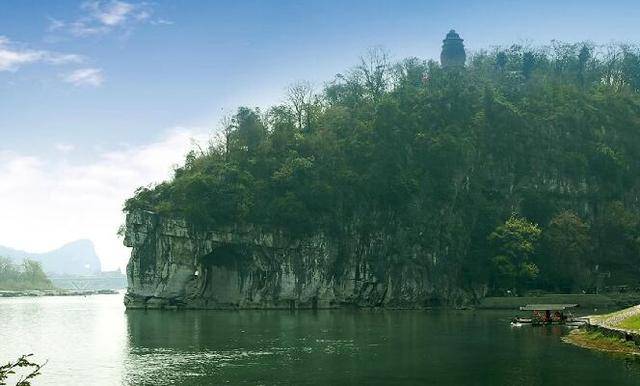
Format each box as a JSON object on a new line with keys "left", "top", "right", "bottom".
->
{"left": 563, "top": 304, "right": 640, "bottom": 356}
{"left": 564, "top": 329, "right": 640, "bottom": 355}
{"left": 588, "top": 305, "right": 640, "bottom": 329}
{"left": 618, "top": 315, "right": 640, "bottom": 330}
{"left": 477, "top": 293, "right": 640, "bottom": 310}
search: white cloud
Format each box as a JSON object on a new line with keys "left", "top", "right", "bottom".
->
{"left": 84, "top": 0, "right": 135, "bottom": 26}
{"left": 62, "top": 68, "right": 105, "bottom": 87}
{"left": 0, "top": 36, "right": 83, "bottom": 72}
{"left": 0, "top": 128, "right": 211, "bottom": 271}
{"left": 46, "top": 53, "right": 84, "bottom": 65}
{"left": 68, "top": 21, "right": 110, "bottom": 37}
{"left": 47, "top": 17, "right": 66, "bottom": 32}
{"left": 55, "top": 143, "right": 76, "bottom": 153}
{"left": 150, "top": 18, "right": 174, "bottom": 26}
{"left": 52, "top": 1, "right": 167, "bottom": 38}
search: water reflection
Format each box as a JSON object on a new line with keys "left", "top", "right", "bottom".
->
{"left": 0, "top": 294, "right": 129, "bottom": 386}
{"left": 123, "top": 310, "right": 376, "bottom": 385}
{"left": 3, "top": 294, "right": 640, "bottom": 385}
{"left": 123, "top": 308, "right": 640, "bottom": 385}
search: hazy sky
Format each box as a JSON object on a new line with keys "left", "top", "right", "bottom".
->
{"left": 1, "top": 0, "right": 639, "bottom": 270}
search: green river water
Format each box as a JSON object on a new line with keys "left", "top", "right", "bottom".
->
{"left": 1, "top": 293, "right": 640, "bottom": 385}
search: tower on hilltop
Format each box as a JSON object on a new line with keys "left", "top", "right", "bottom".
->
{"left": 440, "top": 29, "right": 466, "bottom": 68}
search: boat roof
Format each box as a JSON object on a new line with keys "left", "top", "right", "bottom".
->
{"left": 519, "top": 304, "right": 578, "bottom": 311}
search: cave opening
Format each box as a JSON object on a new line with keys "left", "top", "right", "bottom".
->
{"left": 200, "top": 245, "right": 243, "bottom": 269}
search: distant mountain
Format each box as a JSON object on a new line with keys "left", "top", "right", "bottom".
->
{"left": 0, "top": 240, "right": 102, "bottom": 275}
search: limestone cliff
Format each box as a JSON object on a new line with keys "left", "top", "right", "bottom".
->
{"left": 123, "top": 210, "right": 483, "bottom": 309}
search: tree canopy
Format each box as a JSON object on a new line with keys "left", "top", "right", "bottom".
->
{"left": 0, "top": 258, "right": 53, "bottom": 291}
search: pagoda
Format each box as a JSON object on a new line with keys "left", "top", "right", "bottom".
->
{"left": 440, "top": 29, "right": 466, "bottom": 68}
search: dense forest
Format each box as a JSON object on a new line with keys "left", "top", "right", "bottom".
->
{"left": 125, "top": 42, "right": 640, "bottom": 296}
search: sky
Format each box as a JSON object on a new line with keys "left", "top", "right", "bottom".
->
{"left": 1, "top": 0, "right": 639, "bottom": 271}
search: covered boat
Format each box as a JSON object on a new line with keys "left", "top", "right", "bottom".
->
{"left": 515, "top": 304, "right": 579, "bottom": 325}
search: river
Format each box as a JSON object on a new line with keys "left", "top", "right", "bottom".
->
{"left": 1, "top": 293, "right": 640, "bottom": 385}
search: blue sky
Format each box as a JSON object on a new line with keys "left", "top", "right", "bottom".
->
{"left": 1, "top": 0, "right": 639, "bottom": 270}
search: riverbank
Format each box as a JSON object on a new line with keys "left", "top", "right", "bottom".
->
{"left": 564, "top": 329, "right": 640, "bottom": 355}
{"left": 477, "top": 292, "right": 640, "bottom": 310}
{"left": 564, "top": 304, "right": 640, "bottom": 355}
{"left": 588, "top": 304, "right": 640, "bottom": 329}
{"left": 0, "top": 289, "right": 119, "bottom": 298}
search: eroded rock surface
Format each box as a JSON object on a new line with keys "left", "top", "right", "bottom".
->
{"left": 123, "top": 210, "right": 483, "bottom": 309}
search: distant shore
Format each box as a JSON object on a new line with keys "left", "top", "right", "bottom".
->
{"left": 0, "top": 289, "right": 120, "bottom": 298}
{"left": 477, "top": 292, "right": 640, "bottom": 310}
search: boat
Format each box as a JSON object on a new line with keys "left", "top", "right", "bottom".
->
{"left": 511, "top": 304, "right": 581, "bottom": 326}
{"left": 565, "top": 317, "right": 589, "bottom": 328}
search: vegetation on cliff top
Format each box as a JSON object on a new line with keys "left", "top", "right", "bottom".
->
{"left": 124, "top": 42, "right": 640, "bottom": 295}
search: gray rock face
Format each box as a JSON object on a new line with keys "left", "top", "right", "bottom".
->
{"left": 123, "top": 210, "right": 484, "bottom": 309}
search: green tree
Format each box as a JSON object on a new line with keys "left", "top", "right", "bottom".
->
{"left": 593, "top": 201, "right": 640, "bottom": 283}
{"left": 541, "top": 211, "right": 591, "bottom": 292}
{"left": 495, "top": 51, "right": 507, "bottom": 72}
{"left": 522, "top": 51, "right": 536, "bottom": 79}
{"left": 0, "top": 258, "right": 53, "bottom": 291}
{"left": 488, "top": 215, "right": 542, "bottom": 293}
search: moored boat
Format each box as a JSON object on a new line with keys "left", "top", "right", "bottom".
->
{"left": 511, "top": 304, "right": 580, "bottom": 326}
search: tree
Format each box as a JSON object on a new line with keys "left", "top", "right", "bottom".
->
{"left": 357, "top": 47, "right": 391, "bottom": 101}
{"left": 488, "top": 215, "right": 542, "bottom": 293}
{"left": 228, "top": 107, "right": 266, "bottom": 154}
{"left": 22, "top": 260, "right": 50, "bottom": 286}
{"left": 0, "top": 354, "right": 45, "bottom": 386}
{"left": 496, "top": 51, "right": 508, "bottom": 72}
{"left": 522, "top": 51, "right": 536, "bottom": 79}
{"left": 578, "top": 45, "right": 591, "bottom": 85}
{"left": 541, "top": 211, "right": 591, "bottom": 292}
{"left": 287, "top": 81, "right": 316, "bottom": 132}
{"left": 593, "top": 201, "right": 640, "bottom": 282}
{"left": 0, "top": 258, "right": 52, "bottom": 291}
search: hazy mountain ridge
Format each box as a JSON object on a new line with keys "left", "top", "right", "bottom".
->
{"left": 0, "top": 240, "right": 102, "bottom": 275}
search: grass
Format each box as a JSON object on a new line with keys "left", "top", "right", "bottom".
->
{"left": 588, "top": 305, "right": 640, "bottom": 330}
{"left": 564, "top": 329, "right": 640, "bottom": 355}
{"left": 617, "top": 314, "right": 640, "bottom": 331}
